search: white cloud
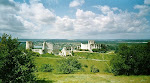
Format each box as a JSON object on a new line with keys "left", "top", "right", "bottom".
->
{"left": 73, "top": 8, "right": 149, "bottom": 35}
{"left": 144, "top": 0, "right": 150, "bottom": 4}
{"left": 54, "top": 16, "right": 74, "bottom": 31}
{"left": 94, "top": 5, "right": 112, "bottom": 14}
{"left": 19, "top": 2, "right": 56, "bottom": 25}
{"left": 69, "top": 0, "right": 84, "bottom": 8}
{"left": 0, "top": 0, "right": 150, "bottom": 39}
{"left": 0, "top": 0, "right": 25, "bottom": 37}
{"left": 134, "top": 5, "right": 150, "bottom": 16}
{"left": 76, "top": 9, "right": 96, "bottom": 19}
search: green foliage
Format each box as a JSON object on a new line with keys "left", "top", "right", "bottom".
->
{"left": 74, "top": 52, "right": 114, "bottom": 60}
{"left": 90, "top": 65, "right": 99, "bottom": 73}
{"left": 111, "top": 43, "right": 150, "bottom": 75}
{"left": 57, "top": 57, "right": 81, "bottom": 74}
{"left": 85, "top": 49, "right": 89, "bottom": 51}
{"left": 40, "top": 64, "right": 54, "bottom": 72}
{"left": 79, "top": 49, "right": 83, "bottom": 51}
{"left": 0, "top": 33, "right": 36, "bottom": 82}
{"left": 84, "top": 64, "right": 88, "bottom": 68}
{"left": 71, "top": 51, "right": 74, "bottom": 56}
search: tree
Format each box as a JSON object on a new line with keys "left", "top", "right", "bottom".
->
{"left": 57, "top": 57, "right": 81, "bottom": 74}
{"left": 0, "top": 33, "right": 36, "bottom": 82}
{"left": 111, "top": 44, "right": 150, "bottom": 75}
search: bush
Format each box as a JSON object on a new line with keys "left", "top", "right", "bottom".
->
{"left": 90, "top": 65, "right": 99, "bottom": 73}
{"left": 85, "top": 49, "right": 89, "bottom": 51}
{"left": 57, "top": 57, "right": 81, "bottom": 74}
{"left": 40, "top": 64, "right": 54, "bottom": 72}
{"left": 111, "top": 43, "right": 150, "bottom": 75}
{"left": 84, "top": 64, "right": 88, "bottom": 68}
{"left": 0, "top": 33, "right": 36, "bottom": 82}
{"left": 79, "top": 49, "right": 83, "bottom": 51}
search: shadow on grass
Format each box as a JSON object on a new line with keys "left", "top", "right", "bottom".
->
{"left": 36, "top": 80, "right": 54, "bottom": 83}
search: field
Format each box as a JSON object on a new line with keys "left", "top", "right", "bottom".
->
{"left": 35, "top": 73, "right": 150, "bottom": 83}
{"left": 34, "top": 52, "right": 150, "bottom": 83}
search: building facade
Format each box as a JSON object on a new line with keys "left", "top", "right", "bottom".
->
{"left": 26, "top": 41, "right": 53, "bottom": 54}
{"left": 80, "top": 40, "right": 101, "bottom": 51}
{"left": 59, "top": 47, "right": 73, "bottom": 56}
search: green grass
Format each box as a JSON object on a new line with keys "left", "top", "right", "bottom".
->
{"left": 34, "top": 72, "right": 150, "bottom": 83}
{"left": 40, "top": 53, "right": 61, "bottom": 58}
{"left": 34, "top": 57, "right": 110, "bottom": 74}
{"left": 74, "top": 52, "right": 115, "bottom": 60}
{"left": 34, "top": 52, "right": 150, "bottom": 83}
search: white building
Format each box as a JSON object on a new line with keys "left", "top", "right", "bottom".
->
{"left": 59, "top": 47, "right": 73, "bottom": 56}
{"left": 80, "top": 40, "right": 101, "bottom": 51}
{"left": 26, "top": 41, "right": 53, "bottom": 54}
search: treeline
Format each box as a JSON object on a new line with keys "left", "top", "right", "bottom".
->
{"left": 111, "top": 43, "right": 150, "bottom": 75}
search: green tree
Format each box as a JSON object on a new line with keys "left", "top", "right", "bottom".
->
{"left": 111, "top": 43, "right": 150, "bottom": 75}
{"left": 0, "top": 34, "right": 36, "bottom": 82}
{"left": 57, "top": 57, "right": 81, "bottom": 74}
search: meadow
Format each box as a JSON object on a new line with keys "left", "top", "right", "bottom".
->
{"left": 34, "top": 52, "right": 150, "bottom": 83}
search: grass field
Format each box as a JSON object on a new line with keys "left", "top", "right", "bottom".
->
{"left": 74, "top": 51, "right": 115, "bottom": 60}
{"left": 35, "top": 73, "right": 150, "bottom": 83}
{"left": 34, "top": 52, "right": 150, "bottom": 83}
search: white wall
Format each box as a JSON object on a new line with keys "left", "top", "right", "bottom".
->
{"left": 81, "top": 43, "right": 88, "bottom": 49}
{"left": 32, "top": 49, "right": 43, "bottom": 54}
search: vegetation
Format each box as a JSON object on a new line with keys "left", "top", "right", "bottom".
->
{"left": 0, "top": 34, "right": 36, "bottom": 82}
{"left": 40, "top": 64, "right": 54, "bottom": 72}
{"left": 57, "top": 57, "right": 81, "bottom": 74}
{"left": 0, "top": 33, "right": 150, "bottom": 82}
{"left": 111, "top": 43, "right": 150, "bottom": 75}
{"left": 90, "top": 65, "right": 99, "bottom": 73}
{"left": 74, "top": 52, "right": 114, "bottom": 60}
{"left": 40, "top": 53, "right": 60, "bottom": 58}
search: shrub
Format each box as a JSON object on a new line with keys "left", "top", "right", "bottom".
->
{"left": 57, "top": 57, "right": 81, "bottom": 74}
{"left": 40, "top": 64, "right": 54, "bottom": 72}
{"left": 85, "top": 49, "right": 89, "bottom": 51}
{"left": 0, "top": 33, "right": 36, "bottom": 83}
{"left": 111, "top": 44, "right": 150, "bottom": 75}
{"left": 90, "top": 65, "right": 99, "bottom": 73}
{"left": 84, "top": 64, "right": 88, "bottom": 68}
{"left": 79, "top": 49, "right": 83, "bottom": 51}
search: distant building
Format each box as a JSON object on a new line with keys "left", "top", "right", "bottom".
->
{"left": 26, "top": 41, "right": 53, "bottom": 54}
{"left": 59, "top": 47, "right": 73, "bottom": 56}
{"left": 80, "top": 40, "right": 101, "bottom": 51}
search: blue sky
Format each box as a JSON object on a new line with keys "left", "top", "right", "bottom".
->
{"left": 0, "top": 0, "right": 150, "bottom": 39}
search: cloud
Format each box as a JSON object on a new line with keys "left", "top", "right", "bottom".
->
{"left": 69, "top": 0, "right": 84, "bottom": 8}
{"left": 144, "top": 0, "right": 150, "bottom": 4}
{"left": 0, "top": 0, "right": 15, "bottom": 7}
{"left": 54, "top": 16, "right": 74, "bottom": 31}
{"left": 0, "top": 0, "right": 25, "bottom": 35}
{"left": 73, "top": 8, "right": 149, "bottom": 35}
{"left": 19, "top": 2, "right": 56, "bottom": 25}
{"left": 0, "top": 0, "right": 150, "bottom": 39}
{"left": 134, "top": 5, "right": 150, "bottom": 16}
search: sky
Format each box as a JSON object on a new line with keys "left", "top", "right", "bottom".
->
{"left": 0, "top": 0, "right": 150, "bottom": 39}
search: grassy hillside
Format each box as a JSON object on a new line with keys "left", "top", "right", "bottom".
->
{"left": 74, "top": 51, "right": 115, "bottom": 60}
{"left": 35, "top": 73, "right": 150, "bottom": 83}
{"left": 34, "top": 53, "right": 150, "bottom": 83}
{"left": 34, "top": 57, "right": 110, "bottom": 74}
